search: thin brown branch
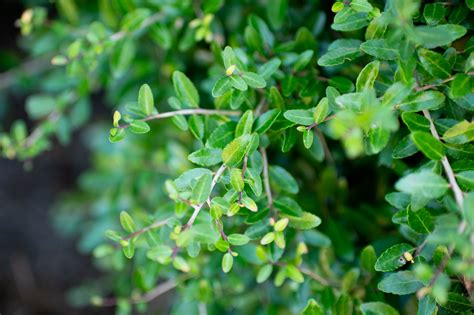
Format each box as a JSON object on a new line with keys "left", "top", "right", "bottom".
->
{"left": 122, "top": 218, "right": 170, "bottom": 241}
{"left": 415, "top": 71, "right": 474, "bottom": 92}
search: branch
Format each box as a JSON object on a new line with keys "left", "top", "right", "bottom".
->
{"left": 183, "top": 164, "right": 226, "bottom": 230}
{"left": 260, "top": 147, "right": 273, "bottom": 210}
{"left": 122, "top": 218, "right": 170, "bottom": 241}
{"left": 420, "top": 109, "right": 468, "bottom": 290}
{"left": 119, "top": 109, "right": 241, "bottom": 129}
{"left": 97, "top": 279, "right": 177, "bottom": 307}
{"left": 415, "top": 71, "right": 474, "bottom": 92}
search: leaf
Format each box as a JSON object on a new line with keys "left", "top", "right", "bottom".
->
{"left": 221, "top": 253, "right": 233, "bottom": 273}
{"left": 293, "top": 50, "right": 314, "bottom": 71}
{"left": 464, "top": 192, "right": 474, "bottom": 229}
{"left": 191, "top": 173, "right": 213, "bottom": 204}
{"left": 374, "top": 243, "right": 414, "bottom": 272}
{"left": 378, "top": 271, "right": 424, "bottom": 295}
{"left": 313, "top": 97, "right": 329, "bottom": 124}
{"left": 274, "top": 197, "right": 303, "bottom": 216}
{"left": 173, "top": 71, "right": 199, "bottom": 107}
{"left": 360, "top": 39, "right": 399, "bottom": 60}
{"left": 418, "top": 296, "right": 437, "bottom": 315}
{"left": 351, "top": 0, "right": 373, "bottom": 12}
{"left": 119, "top": 211, "right": 136, "bottom": 233}
{"left": 235, "top": 110, "right": 254, "bottom": 137}
{"left": 222, "top": 46, "right": 237, "bottom": 69}
{"left": 188, "top": 148, "right": 222, "bottom": 166}
{"left": 395, "top": 171, "right": 449, "bottom": 201}
{"left": 207, "top": 122, "right": 236, "bottom": 148}
{"left": 401, "top": 112, "right": 430, "bottom": 133}
{"left": 286, "top": 264, "right": 304, "bottom": 283}
{"left": 365, "top": 127, "right": 390, "bottom": 155}
{"left": 146, "top": 245, "right": 173, "bottom": 262}
{"left": 332, "top": 11, "right": 368, "bottom": 32}
{"left": 302, "top": 299, "right": 324, "bottom": 315}
{"left": 303, "top": 129, "right": 314, "bottom": 149}
{"left": 177, "top": 223, "right": 219, "bottom": 246}
{"left": 443, "top": 292, "right": 472, "bottom": 312}
{"left": 450, "top": 73, "right": 472, "bottom": 98}
{"left": 284, "top": 212, "right": 321, "bottom": 230}
{"left": 283, "top": 109, "right": 314, "bottom": 126}
{"left": 456, "top": 170, "right": 474, "bottom": 190}
{"left": 392, "top": 135, "right": 418, "bottom": 159}
{"left": 381, "top": 82, "right": 413, "bottom": 108}
{"left": 360, "top": 302, "right": 399, "bottom": 315}
{"left": 227, "top": 233, "right": 249, "bottom": 246}
{"left": 230, "top": 75, "right": 248, "bottom": 91}
{"left": 258, "top": 58, "right": 281, "bottom": 79}
{"left": 411, "top": 131, "right": 445, "bottom": 160}
{"left": 212, "top": 76, "right": 233, "bottom": 97}
{"left": 423, "top": 3, "right": 446, "bottom": 25}
{"left": 129, "top": 120, "right": 151, "bottom": 134}
{"left": 256, "top": 264, "right": 273, "bottom": 283}
{"left": 398, "top": 91, "right": 445, "bottom": 112}
{"left": 254, "top": 109, "right": 281, "bottom": 134}
{"left": 138, "top": 84, "right": 155, "bottom": 115}
{"left": 230, "top": 168, "right": 244, "bottom": 191}
{"left": 26, "top": 95, "right": 56, "bottom": 119}
{"left": 356, "top": 60, "right": 379, "bottom": 92}
{"left": 222, "top": 134, "right": 252, "bottom": 167}
{"left": 242, "top": 72, "right": 266, "bottom": 88}
{"left": 189, "top": 115, "right": 204, "bottom": 140}
{"left": 269, "top": 165, "right": 299, "bottom": 194}
{"left": 317, "top": 39, "right": 362, "bottom": 67}
{"left": 417, "top": 48, "right": 452, "bottom": 79}
{"left": 414, "top": 24, "right": 467, "bottom": 49}
{"left": 407, "top": 208, "right": 434, "bottom": 234}
{"left": 266, "top": 0, "right": 287, "bottom": 28}
{"left": 443, "top": 120, "right": 474, "bottom": 144}
{"left": 360, "top": 245, "right": 377, "bottom": 273}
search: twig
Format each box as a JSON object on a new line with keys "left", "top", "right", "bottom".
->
{"left": 182, "top": 164, "right": 226, "bottom": 230}
{"left": 273, "top": 262, "right": 329, "bottom": 286}
{"left": 119, "top": 109, "right": 241, "bottom": 129}
{"left": 415, "top": 71, "right": 474, "bottom": 92}
{"left": 98, "top": 279, "right": 177, "bottom": 307}
{"left": 122, "top": 218, "right": 170, "bottom": 241}
{"left": 260, "top": 147, "right": 273, "bottom": 210}
{"left": 238, "top": 155, "right": 248, "bottom": 203}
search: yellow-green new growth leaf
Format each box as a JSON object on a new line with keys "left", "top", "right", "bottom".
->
{"left": 230, "top": 168, "right": 244, "bottom": 191}
{"left": 313, "top": 97, "right": 329, "bottom": 124}
{"left": 138, "top": 83, "right": 155, "bottom": 115}
{"left": 222, "top": 134, "right": 252, "bottom": 167}
{"left": 235, "top": 110, "right": 253, "bottom": 137}
{"left": 443, "top": 120, "right": 474, "bottom": 144}
{"left": 356, "top": 60, "right": 380, "bottom": 92}
{"left": 222, "top": 252, "right": 233, "bottom": 273}
{"left": 411, "top": 131, "right": 445, "bottom": 160}
{"left": 119, "top": 211, "right": 136, "bottom": 233}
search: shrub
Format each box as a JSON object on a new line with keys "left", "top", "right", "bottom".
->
{"left": 2, "top": 0, "right": 474, "bottom": 314}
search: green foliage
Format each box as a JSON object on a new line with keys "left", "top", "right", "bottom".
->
{"left": 3, "top": 0, "right": 474, "bottom": 314}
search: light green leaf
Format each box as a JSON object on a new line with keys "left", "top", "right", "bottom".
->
{"left": 138, "top": 83, "right": 155, "bottom": 115}
{"left": 464, "top": 192, "right": 474, "bottom": 229}
{"left": 360, "top": 302, "right": 399, "bottom": 315}
{"left": 188, "top": 148, "right": 222, "bottom": 166}
{"left": 222, "top": 252, "right": 233, "bottom": 273}
{"left": 26, "top": 95, "right": 56, "bottom": 119}
{"left": 119, "top": 211, "right": 136, "bottom": 233}
{"left": 414, "top": 24, "right": 467, "bottom": 49}
{"left": 450, "top": 73, "right": 472, "bottom": 98}
{"left": 443, "top": 120, "right": 474, "bottom": 144}
{"left": 191, "top": 173, "right": 213, "bottom": 204}
{"left": 284, "top": 211, "right": 321, "bottom": 230}
{"left": 227, "top": 233, "right": 249, "bottom": 246}
{"left": 398, "top": 91, "right": 445, "bottom": 112}
{"left": 360, "top": 39, "right": 399, "bottom": 60}
{"left": 256, "top": 264, "right": 273, "bottom": 283}
{"left": 129, "top": 120, "right": 150, "bottom": 134}
{"left": 235, "top": 110, "right": 254, "bottom": 137}
{"left": 317, "top": 39, "right": 362, "bottom": 67}
{"left": 381, "top": 82, "right": 413, "bottom": 108}
{"left": 378, "top": 270, "right": 424, "bottom": 295}
{"left": 212, "top": 76, "right": 233, "bottom": 97}
{"left": 283, "top": 109, "right": 314, "bottom": 126}
{"left": 313, "top": 97, "right": 329, "bottom": 124}
{"left": 350, "top": 0, "right": 373, "bottom": 12}
{"left": 303, "top": 129, "right": 314, "bottom": 149}
{"left": 242, "top": 71, "right": 267, "bottom": 88}
{"left": 302, "top": 299, "right": 324, "bottom": 315}
{"left": 222, "top": 46, "right": 237, "bottom": 69}
{"left": 332, "top": 11, "right": 368, "bottom": 32}
{"left": 374, "top": 243, "right": 414, "bottom": 272}
{"left": 456, "top": 170, "right": 474, "bottom": 190}
{"left": 230, "top": 75, "right": 248, "bottom": 91}
{"left": 286, "top": 264, "right": 304, "bottom": 283}
{"left": 395, "top": 171, "right": 449, "bottom": 201}
{"left": 230, "top": 168, "right": 244, "bottom": 191}
{"left": 146, "top": 245, "right": 173, "bottom": 262}
{"left": 254, "top": 109, "right": 281, "bottom": 134}
{"left": 173, "top": 71, "right": 199, "bottom": 107}
{"left": 222, "top": 134, "right": 252, "bottom": 167}
{"left": 356, "top": 60, "right": 379, "bottom": 92}
{"left": 411, "top": 131, "right": 445, "bottom": 160}
{"left": 360, "top": 245, "right": 377, "bottom": 273}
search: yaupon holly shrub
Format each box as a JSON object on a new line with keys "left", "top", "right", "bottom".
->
{"left": 2, "top": 0, "right": 474, "bottom": 313}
